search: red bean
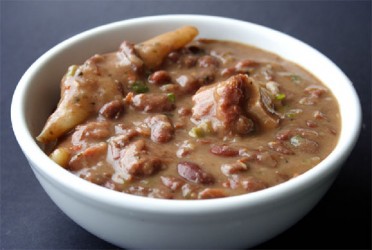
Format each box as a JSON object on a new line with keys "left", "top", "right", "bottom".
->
{"left": 241, "top": 177, "right": 268, "bottom": 192}
{"left": 198, "top": 188, "right": 226, "bottom": 199}
{"left": 268, "top": 141, "right": 294, "bottom": 155}
{"left": 198, "top": 55, "right": 219, "bottom": 68}
{"left": 221, "top": 161, "right": 248, "bottom": 176}
{"left": 210, "top": 144, "right": 239, "bottom": 157}
{"left": 148, "top": 70, "right": 171, "bottom": 85}
{"left": 161, "top": 176, "right": 185, "bottom": 191}
{"left": 177, "top": 161, "right": 215, "bottom": 184}
{"left": 99, "top": 100, "right": 125, "bottom": 119}
{"left": 234, "top": 59, "right": 259, "bottom": 74}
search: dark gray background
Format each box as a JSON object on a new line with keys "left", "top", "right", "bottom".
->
{"left": 1, "top": 0, "right": 371, "bottom": 249}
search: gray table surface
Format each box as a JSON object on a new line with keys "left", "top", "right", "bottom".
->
{"left": 1, "top": 0, "right": 371, "bottom": 249}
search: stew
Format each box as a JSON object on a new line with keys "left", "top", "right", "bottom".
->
{"left": 38, "top": 26, "right": 340, "bottom": 199}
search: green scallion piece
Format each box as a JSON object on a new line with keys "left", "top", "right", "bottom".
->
{"left": 167, "top": 93, "right": 176, "bottom": 103}
{"left": 189, "top": 127, "right": 204, "bottom": 138}
{"left": 130, "top": 81, "right": 149, "bottom": 93}
{"left": 188, "top": 121, "right": 213, "bottom": 138}
{"left": 275, "top": 93, "right": 286, "bottom": 100}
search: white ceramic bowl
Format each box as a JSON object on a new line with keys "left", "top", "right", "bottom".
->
{"left": 11, "top": 15, "right": 361, "bottom": 248}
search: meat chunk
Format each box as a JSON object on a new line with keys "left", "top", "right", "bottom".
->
{"left": 71, "top": 121, "right": 111, "bottom": 148}
{"left": 108, "top": 128, "right": 139, "bottom": 160}
{"left": 130, "top": 93, "right": 175, "bottom": 112}
{"left": 198, "top": 188, "right": 226, "bottom": 199}
{"left": 145, "top": 115, "right": 174, "bottom": 143}
{"left": 191, "top": 74, "right": 279, "bottom": 136}
{"left": 117, "top": 140, "right": 163, "bottom": 181}
{"left": 69, "top": 142, "right": 108, "bottom": 171}
{"left": 118, "top": 41, "right": 144, "bottom": 72}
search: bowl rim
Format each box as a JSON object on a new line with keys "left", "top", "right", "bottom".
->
{"left": 11, "top": 14, "right": 362, "bottom": 215}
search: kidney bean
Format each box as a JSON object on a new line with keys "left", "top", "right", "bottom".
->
{"left": 176, "top": 74, "right": 199, "bottom": 93}
{"left": 221, "top": 160, "right": 249, "bottom": 176}
{"left": 210, "top": 144, "right": 239, "bottom": 157}
{"left": 290, "top": 135, "right": 319, "bottom": 154}
{"left": 181, "top": 55, "right": 198, "bottom": 68}
{"left": 99, "top": 100, "right": 125, "bottom": 119}
{"left": 198, "top": 55, "right": 219, "bottom": 68}
{"left": 148, "top": 70, "right": 171, "bottom": 85}
{"left": 167, "top": 51, "right": 181, "bottom": 63}
{"left": 304, "top": 85, "right": 328, "bottom": 97}
{"left": 235, "top": 116, "right": 254, "bottom": 135}
{"left": 177, "top": 161, "right": 215, "bottom": 184}
{"left": 220, "top": 66, "right": 235, "bottom": 77}
{"left": 241, "top": 177, "right": 268, "bottom": 192}
{"left": 234, "top": 59, "right": 259, "bottom": 74}
{"left": 161, "top": 175, "right": 185, "bottom": 191}
{"left": 313, "top": 110, "right": 328, "bottom": 120}
{"left": 198, "top": 188, "right": 226, "bottom": 199}
{"left": 256, "top": 151, "right": 278, "bottom": 168}
{"left": 306, "top": 120, "right": 318, "bottom": 128}
{"left": 187, "top": 45, "right": 204, "bottom": 54}
{"left": 268, "top": 141, "right": 294, "bottom": 155}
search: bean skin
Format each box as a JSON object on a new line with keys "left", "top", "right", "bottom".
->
{"left": 210, "top": 144, "right": 239, "bottom": 157}
{"left": 148, "top": 70, "right": 171, "bottom": 85}
{"left": 177, "top": 161, "right": 215, "bottom": 185}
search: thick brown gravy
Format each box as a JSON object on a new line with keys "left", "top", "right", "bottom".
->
{"left": 40, "top": 32, "right": 340, "bottom": 199}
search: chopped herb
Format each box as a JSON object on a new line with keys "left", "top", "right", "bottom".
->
{"left": 188, "top": 121, "right": 213, "bottom": 138}
{"left": 189, "top": 127, "right": 204, "bottom": 138}
{"left": 286, "top": 113, "right": 296, "bottom": 119}
{"left": 130, "top": 81, "right": 149, "bottom": 93}
{"left": 167, "top": 93, "right": 176, "bottom": 103}
{"left": 275, "top": 93, "right": 286, "bottom": 101}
